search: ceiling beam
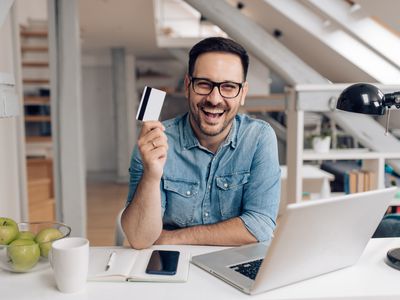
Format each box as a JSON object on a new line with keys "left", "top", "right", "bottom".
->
{"left": 306, "top": 0, "right": 400, "bottom": 68}
{"left": 263, "top": 0, "right": 400, "bottom": 84}
{"left": 183, "top": 0, "right": 327, "bottom": 85}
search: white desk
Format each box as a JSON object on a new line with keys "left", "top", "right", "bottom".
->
{"left": 1, "top": 238, "right": 400, "bottom": 300}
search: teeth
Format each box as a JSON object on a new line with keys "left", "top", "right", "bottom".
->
{"left": 203, "top": 108, "right": 224, "bottom": 114}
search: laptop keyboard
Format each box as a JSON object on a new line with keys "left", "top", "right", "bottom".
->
{"left": 230, "top": 258, "right": 264, "bottom": 280}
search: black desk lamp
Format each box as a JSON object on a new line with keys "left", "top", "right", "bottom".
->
{"left": 337, "top": 83, "right": 400, "bottom": 270}
{"left": 336, "top": 83, "right": 400, "bottom": 135}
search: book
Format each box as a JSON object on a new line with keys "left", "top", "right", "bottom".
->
{"left": 363, "top": 171, "right": 370, "bottom": 191}
{"left": 356, "top": 171, "right": 364, "bottom": 193}
{"left": 344, "top": 170, "right": 377, "bottom": 194}
{"left": 348, "top": 170, "right": 358, "bottom": 194}
{"left": 344, "top": 172, "right": 349, "bottom": 194}
{"left": 369, "top": 171, "right": 377, "bottom": 190}
{"left": 321, "top": 160, "right": 360, "bottom": 192}
{"left": 88, "top": 247, "right": 191, "bottom": 282}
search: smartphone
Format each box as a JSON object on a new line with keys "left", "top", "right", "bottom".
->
{"left": 145, "top": 250, "right": 180, "bottom": 275}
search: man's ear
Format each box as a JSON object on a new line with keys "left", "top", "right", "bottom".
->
{"left": 240, "top": 82, "right": 249, "bottom": 106}
{"left": 184, "top": 74, "right": 190, "bottom": 98}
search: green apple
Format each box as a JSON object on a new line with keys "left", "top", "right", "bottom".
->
{"left": 35, "top": 228, "right": 63, "bottom": 258}
{"left": 16, "top": 231, "right": 35, "bottom": 240}
{"left": 7, "top": 239, "right": 40, "bottom": 271}
{"left": 0, "top": 217, "right": 19, "bottom": 245}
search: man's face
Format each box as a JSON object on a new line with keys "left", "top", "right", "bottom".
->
{"left": 185, "top": 52, "right": 248, "bottom": 139}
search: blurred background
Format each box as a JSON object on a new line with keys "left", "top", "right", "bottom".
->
{"left": 1, "top": 0, "right": 399, "bottom": 245}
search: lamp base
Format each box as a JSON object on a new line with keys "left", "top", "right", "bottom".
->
{"left": 385, "top": 248, "right": 400, "bottom": 270}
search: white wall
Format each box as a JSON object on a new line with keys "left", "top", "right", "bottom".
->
{"left": 0, "top": 12, "right": 21, "bottom": 220}
{"left": 82, "top": 63, "right": 116, "bottom": 175}
{"left": 16, "top": 0, "right": 47, "bottom": 26}
{"left": 82, "top": 54, "right": 184, "bottom": 178}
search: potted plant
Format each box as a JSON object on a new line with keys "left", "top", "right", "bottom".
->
{"left": 311, "top": 125, "right": 332, "bottom": 153}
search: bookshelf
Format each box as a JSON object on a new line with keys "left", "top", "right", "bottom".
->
{"left": 21, "top": 23, "right": 52, "bottom": 143}
{"left": 303, "top": 150, "right": 400, "bottom": 189}
{"left": 20, "top": 22, "right": 55, "bottom": 222}
{"left": 285, "top": 84, "right": 400, "bottom": 205}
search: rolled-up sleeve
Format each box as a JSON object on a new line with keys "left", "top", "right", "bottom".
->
{"left": 239, "top": 124, "right": 281, "bottom": 242}
{"left": 126, "top": 145, "right": 143, "bottom": 206}
{"left": 126, "top": 146, "right": 167, "bottom": 215}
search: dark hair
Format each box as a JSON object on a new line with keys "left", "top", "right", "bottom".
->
{"left": 188, "top": 37, "right": 249, "bottom": 80}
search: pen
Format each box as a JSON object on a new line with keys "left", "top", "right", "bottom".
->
{"left": 105, "top": 251, "right": 116, "bottom": 271}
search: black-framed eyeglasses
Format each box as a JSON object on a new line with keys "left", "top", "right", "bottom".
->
{"left": 190, "top": 77, "right": 244, "bottom": 99}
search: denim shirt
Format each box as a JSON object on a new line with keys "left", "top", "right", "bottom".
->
{"left": 126, "top": 113, "right": 281, "bottom": 242}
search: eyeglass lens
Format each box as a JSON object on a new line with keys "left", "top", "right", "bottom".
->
{"left": 192, "top": 78, "right": 241, "bottom": 98}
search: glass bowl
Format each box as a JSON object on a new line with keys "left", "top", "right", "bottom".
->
{"left": 0, "top": 222, "right": 71, "bottom": 273}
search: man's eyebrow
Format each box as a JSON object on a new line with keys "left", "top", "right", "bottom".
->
{"left": 194, "top": 77, "right": 242, "bottom": 83}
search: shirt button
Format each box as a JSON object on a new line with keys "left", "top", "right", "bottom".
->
{"left": 224, "top": 183, "right": 228, "bottom": 188}
{"left": 204, "top": 212, "right": 209, "bottom": 217}
{"left": 186, "top": 191, "right": 191, "bottom": 196}
{"left": 208, "top": 185, "right": 211, "bottom": 189}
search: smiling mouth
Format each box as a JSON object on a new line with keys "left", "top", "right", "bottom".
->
{"left": 201, "top": 107, "right": 225, "bottom": 119}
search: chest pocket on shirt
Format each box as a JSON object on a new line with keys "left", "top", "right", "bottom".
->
{"left": 216, "top": 172, "right": 250, "bottom": 219}
{"left": 163, "top": 178, "right": 199, "bottom": 227}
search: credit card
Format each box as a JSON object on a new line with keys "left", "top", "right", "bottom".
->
{"left": 136, "top": 86, "right": 166, "bottom": 121}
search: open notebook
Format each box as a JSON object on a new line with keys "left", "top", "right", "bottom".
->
{"left": 88, "top": 247, "right": 190, "bottom": 282}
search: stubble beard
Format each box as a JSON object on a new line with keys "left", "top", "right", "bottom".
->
{"left": 188, "top": 91, "right": 237, "bottom": 137}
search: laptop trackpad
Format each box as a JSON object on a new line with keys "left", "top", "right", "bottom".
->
{"left": 198, "top": 243, "right": 268, "bottom": 266}
{"left": 228, "top": 243, "right": 268, "bottom": 264}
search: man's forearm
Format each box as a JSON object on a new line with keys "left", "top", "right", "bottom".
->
{"left": 155, "top": 217, "right": 257, "bottom": 246}
{"left": 122, "top": 174, "right": 163, "bottom": 249}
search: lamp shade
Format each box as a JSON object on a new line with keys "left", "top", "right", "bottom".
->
{"left": 336, "top": 83, "right": 386, "bottom": 115}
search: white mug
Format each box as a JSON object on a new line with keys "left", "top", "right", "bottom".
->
{"left": 50, "top": 237, "right": 89, "bottom": 293}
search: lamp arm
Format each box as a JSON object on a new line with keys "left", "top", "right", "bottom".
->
{"left": 383, "top": 91, "right": 400, "bottom": 136}
{"left": 384, "top": 109, "right": 391, "bottom": 136}
{"left": 383, "top": 91, "right": 400, "bottom": 108}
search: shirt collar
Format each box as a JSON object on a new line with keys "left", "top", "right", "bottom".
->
{"left": 181, "top": 113, "right": 199, "bottom": 149}
{"left": 181, "top": 113, "right": 238, "bottom": 150}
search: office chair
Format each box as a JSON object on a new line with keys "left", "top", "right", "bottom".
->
{"left": 115, "top": 208, "right": 126, "bottom": 246}
{"left": 373, "top": 214, "right": 400, "bottom": 238}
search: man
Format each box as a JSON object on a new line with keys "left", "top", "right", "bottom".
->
{"left": 122, "top": 37, "right": 280, "bottom": 249}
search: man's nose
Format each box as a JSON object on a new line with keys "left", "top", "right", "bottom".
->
{"left": 206, "top": 86, "right": 224, "bottom": 105}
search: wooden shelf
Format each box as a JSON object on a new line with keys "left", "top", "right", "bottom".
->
{"left": 23, "top": 79, "right": 50, "bottom": 84}
{"left": 303, "top": 149, "right": 400, "bottom": 160}
{"left": 26, "top": 136, "right": 52, "bottom": 143}
{"left": 22, "top": 62, "right": 49, "bottom": 68}
{"left": 20, "top": 30, "right": 48, "bottom": 38}
{"left": 22, "top": 25, "right": 54, "bottom": 223}
{"left": 246, "top": 93, "right": 285, "bottom": 100}
{"left": 21, "top": 46, "right": 48, "bottom": 52}
{"left": 242, "top": 93, "right": 286, "bottom": 112}
{"left": 300, "top": 149, "right": 400, "bottom": 197}
{"left": 25, "top": 115, "right": 51, "bottom": 122}
{"left": 28, "top": 177, "right": 51, "bottom": 186}
{"left": 24, "top": 96, "right": 50, "bottom": 105}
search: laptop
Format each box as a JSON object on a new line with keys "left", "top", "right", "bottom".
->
{"left": 191, "top": 187, "right": 396, "bottom": 295}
